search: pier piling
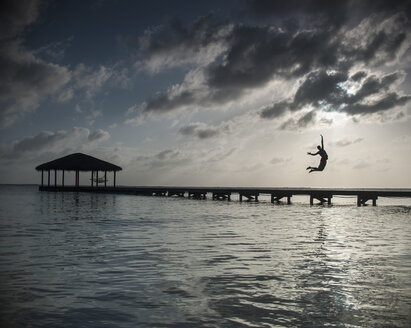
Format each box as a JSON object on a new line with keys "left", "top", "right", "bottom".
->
{"left": 239, "top": 192, "right": 259, "bottom": 202}
{"left": 271, "top": 194, "right": 292, "bottom": 204}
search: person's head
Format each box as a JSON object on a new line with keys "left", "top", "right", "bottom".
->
{"left": 317, "top": 145, "right": 321, "bottom": 150}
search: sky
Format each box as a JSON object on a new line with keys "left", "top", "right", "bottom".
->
{"left": 1, "top": 0, "right": 411, "bottom": 188}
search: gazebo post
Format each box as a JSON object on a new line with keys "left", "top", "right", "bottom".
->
{"left": 104, "top": 171, "right": 107, "bottom": 187}
{"left": 75, "top": 170, "right": 79, "bottom": 187}
{"left": 96, "top": 171, "right": 99, "bottom": 187}
{"left": 91, "top": 171, "right": 94, "bottom": 187}
{"left": 41, "top": 170, "right": 44, "bottom": 187}
{"left": 54, "top": 169, "right": 57, "bottom": 187}
{"left": 114, "top": 171, "right": 116, "bottom": 187}
{"left": 48, "top": 170, "right": 50, "bottom": 187}
{"left": 62, "top": 170, "right": 65, "bottom": 187}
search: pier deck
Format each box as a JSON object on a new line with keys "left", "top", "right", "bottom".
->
{"left": 38, "top": 186, "right": 411, "bottom": 206}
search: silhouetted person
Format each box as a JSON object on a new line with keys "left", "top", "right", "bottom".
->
{"left": 307, "top": 135, "right": 328, "bottom": 173}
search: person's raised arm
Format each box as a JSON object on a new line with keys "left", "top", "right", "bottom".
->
{"left": 321, "top": 134, "right": 324, "bottom": 150}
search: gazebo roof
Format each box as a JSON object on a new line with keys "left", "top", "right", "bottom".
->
{"left": 35, "top": 153, "right": 122, "bottom": 172}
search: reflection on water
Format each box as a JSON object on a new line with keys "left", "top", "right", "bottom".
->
{"left": 0, "top": 185, "right": 410, "bottom": 327}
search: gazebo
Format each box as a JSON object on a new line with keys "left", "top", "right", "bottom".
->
{"left": 35, "top": 153, "right": 122, "bottom": 188}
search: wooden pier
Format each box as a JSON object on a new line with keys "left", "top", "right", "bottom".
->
{"left": 38, "top": 186, "right": 411, "bottom": 206}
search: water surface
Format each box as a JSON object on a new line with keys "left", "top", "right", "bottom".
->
{"left": 0, "top": 185, "right": 410, "bottom": 327}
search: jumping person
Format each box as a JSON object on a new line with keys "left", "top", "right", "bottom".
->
{"left": 307, "top": 135, "right": 328, "bottom": 173}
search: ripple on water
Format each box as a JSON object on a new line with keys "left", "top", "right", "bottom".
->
{"left": 0, "top": 186, "right": 410, "bottom": 327}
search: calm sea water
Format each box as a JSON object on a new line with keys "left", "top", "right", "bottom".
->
{"left": 0, "top": 185, "right": 410, "bottom": 328}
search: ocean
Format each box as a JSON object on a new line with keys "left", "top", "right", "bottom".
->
{"left": 0, "top": 185, "right": 410, "bottom": 327}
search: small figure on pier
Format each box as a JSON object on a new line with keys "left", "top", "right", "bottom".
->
{"left": 307, "top": 134, "right": 328, "bottom": 173}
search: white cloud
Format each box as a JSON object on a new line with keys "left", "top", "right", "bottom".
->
{"left": 73, "top": 64, "right": 113, "bottom": 98}
{"left": 88, "top": 129, "right": 110, "bottom": 142}
{"left": 330, "top": 137, "right": 364, "bottom": 147}
{"left": 270, "top": 157, "right": 292, "bottom": 165}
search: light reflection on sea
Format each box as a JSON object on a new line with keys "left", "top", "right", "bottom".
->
{"left": 0, "top": 185, "right": 410, "bottom": 327}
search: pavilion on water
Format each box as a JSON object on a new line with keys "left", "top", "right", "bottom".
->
{"left": 35, "top": 153, "right": 122, "bottom": 188}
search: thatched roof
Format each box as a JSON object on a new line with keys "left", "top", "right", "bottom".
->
{"left": 35, "top": 153, "right": 122, "bottom": 172}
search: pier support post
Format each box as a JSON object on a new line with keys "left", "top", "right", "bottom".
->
{"left": 310, "top": 194, "right": 332, "bottom": 205}
{"left": 239, "top": 192, "right": 259, "bottom": 202}
{"left": 54, "top": 169, "right": 57, "bottom": 187}
{"left": 168, "top": 190, "right": 185, "bottom": 197}
{"left": 357, "top": 195, "right": 378, "bottom": 206}
{"left": 41, "top": 170, "right": 44, "bottom": 187}
{"left": 188, "top": 191, "right": 207, "bottom": 199}
{"left": 62, "top": 170, "right": 65, "bottom": 187}
{"left": 212, "top": 192, "right": 231, "bottom": 201}
{"left": 271, "top": 194, "right": 292, "bottom": 204}
{"left": 75, "top": 170, "right": 79, "bottom": 187}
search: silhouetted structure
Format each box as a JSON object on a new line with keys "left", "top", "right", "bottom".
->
{"left": 37, "top": 184, "right": 411, "bottom": 206}
{"left": 36, "top": 153, "right": 122, "bottom": 188}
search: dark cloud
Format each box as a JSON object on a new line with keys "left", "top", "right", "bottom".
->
{"left": 1, "top": 128, "right": 109, "bottom": 161}
{"left": 138, "top": 13, "right": 233, "bottom": 73}
{"left": 13, "top": 130, "right": 68, "bottom": 154}
{"left": 0, "top": 1, "right": 72, "bottom": 129}
{"left": 350, "top": 71, "right": 367, "bottom": 82}
{"left": 262, "top": 70, "right": 411, "bottom": 120}
{"left": 140, "top": 14, "right": 227, "bottom": 57}
{"left": 247, "top": 0, "right": 411, "bottom": 28}
{"left": 347, "top": 72, "right": 403, "bottom": 104}
{"left": 246, "top": 0, "right": 350, "bottom": 28}
{"left": 135, "top": 149, "right": 190, "bottom": 169}
{"left": 292, "top": 70, "right": 348, "bottom": 109}
{"left": 205, "top": 147, "right": 236, "bottom": 163}
{"left": 179, "top": 123, "right": 223, "bottom": 139}
{"left": 140, "top": 1, "right": 410, "bottom": 116}
{"left": 206, "top": 24, "right": 339, "bottom": 91}
{"left": 344, "top": 93, "right": 411, "bottom": 115}
{"left": 144, "top": 89, "right": 198, "bottom": 113}
{"left": 0, "top": 1, "right": 120, "bottom": 129}
{"left": 260, "top": 101, "right": 291, "bottom": 119}
{"left": 280, "top": 111, "right": 317, "bottom": 130}
{"left": 0, "top": 39, "right": 72, "bottom": 128}
{"left": 342, "top": 22, "right": 408, "bottom": 66}
{"left": 0, "top": 0, "right": 45, "bottom": 40}
{"left": 178, "top": 124, "right": 197, "bottom": 136}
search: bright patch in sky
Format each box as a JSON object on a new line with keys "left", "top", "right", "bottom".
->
{"left": 0, "top": 0, "right": 410, "bottom": 187}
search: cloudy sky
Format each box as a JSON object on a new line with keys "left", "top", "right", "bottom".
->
{"left": 1, "top": 0, "right": 410, "bottom": 188}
